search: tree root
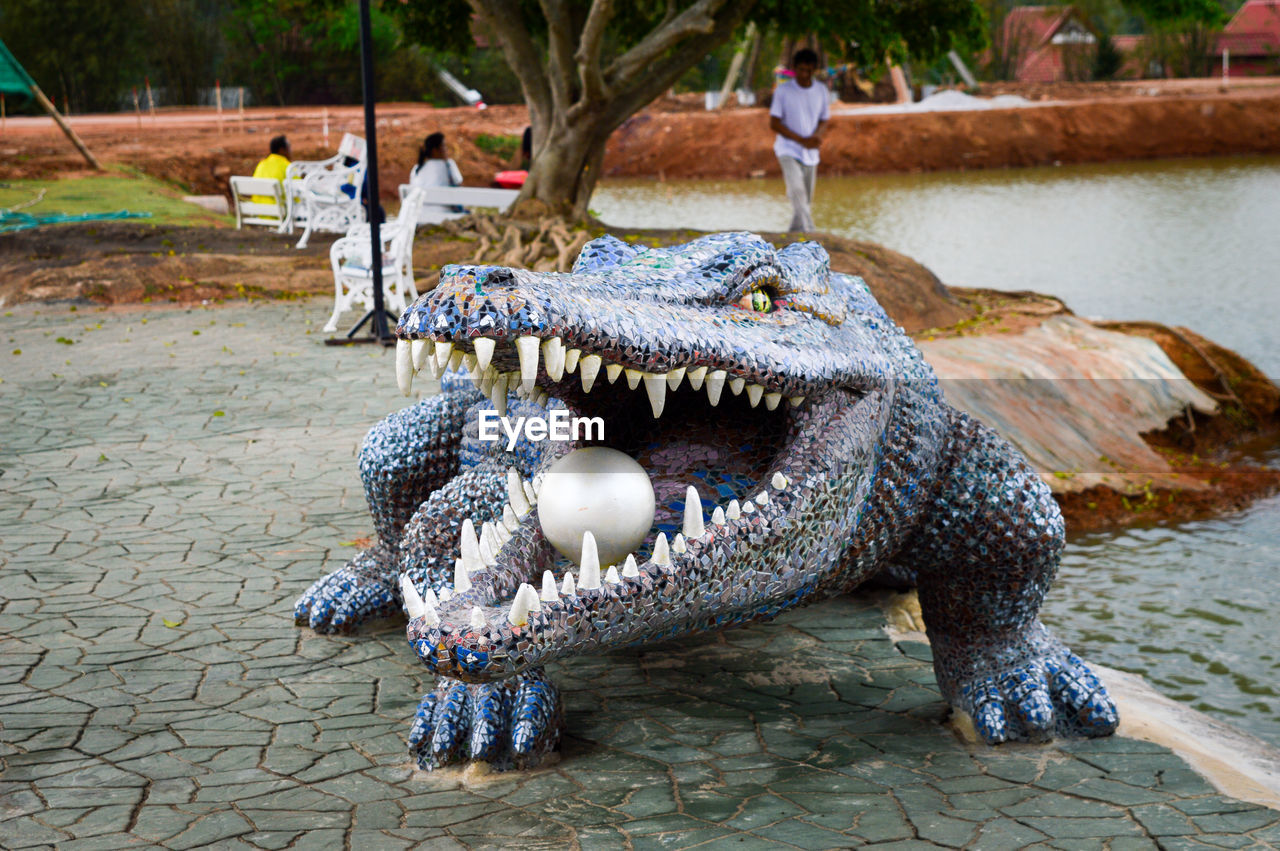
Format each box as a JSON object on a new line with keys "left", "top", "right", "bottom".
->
{"left": 447, "top": 212, "right": 596, "bottom": 273}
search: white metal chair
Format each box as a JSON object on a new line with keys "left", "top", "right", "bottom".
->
{"left": 322, "top": 187, "right": 426, "bottom": 333}
{"left": 228, "top": 176, "right": 287, "bottom": 229}
{"left": 290, "top": 133, "right": 368, "bottom": 248}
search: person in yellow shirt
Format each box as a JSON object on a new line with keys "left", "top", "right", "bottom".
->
{"left": 250, "top": 135, "right": 291, "bottom": 205}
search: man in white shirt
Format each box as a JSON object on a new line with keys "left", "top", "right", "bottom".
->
{"left": 769, "top": 49, "right": 829, "bottom": 233}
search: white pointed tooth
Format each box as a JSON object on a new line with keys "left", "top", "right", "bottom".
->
{"left": 541, "top": 570, "right": 559, "bottom": 602}
{"left": 395, "top": 339, "right": 414, "bottom": 396}
{"left": 493, "top": 520, "right": 512, "bottom": 546}
{"left": 673, "top": 533, "right": 687, "bottom": 554}
{"left": 729, "top": 377, "right": 746, "bottom": 396}
{"left": 580, "top": 355, "right": 602, "bottom": 392}
{"left": 537, "top": 391, "right": 550, "bottom": 407}
{"left": 542, "top": 337, "right": 565, "bottom": 381}
{"left": 746, "top": 384, "right": 765, "bottom": 407}
{"left": 712, "top": 506, "right": 726, "bottom": 525}
{"left": 578, "top": 531, "right": 601, "bottom": 589}
{"left": 479, "top": 366, "right": 497, "bottom": 394}
{"left": 605, "top": 565, "right": 620, "bottom": 584}
{"left": 463, "top": 352, "right": 478, "bottom": 371}
{"left": 622, "top": 554, "right": 640, "bottom": 578}
{"left": 765, "top": 392, "right": 781, "bottom": 410}
{"left": 490, "top": 373, "right": 508, "bottom": 417}
{"left": 470, "top": 606, "right": 487, "bottom": 630}
{"left": 482, "top": 520, "right": 502, "bottom": 553}
{"left": 532, "top": 472, "right": 545, "bottom": 495}
{"left": 423, "top": 586, "right": 439, "bottom": 608}
{"left": 507, "top": 468, "right": 530, "bottom": 517}
{"left": 508, "top": 583, "right": 539, "bottom": 626}
{"left": 742, "top": 500, "right": 756, "bottom": 513}
{"left": 789, "top": 395, "right": 805, "bottom": 408}
{"left": 439, "top": 586, "right": 454, "bottom": 602}
{"left": 473, "top": 337, "right": 496, "bottom": 371}
{"left": 434, "top": 341, "right": 454, "bottom": 372}
{"left": 515, "top": 336, "right": 540, "bottom": 392}
{"left": 502, "top": 504, "right": 520, "bottom": 532}
{"left": 683, "top": 485, "right": 705, "bottom": 538}
{"left": 460, "top": 518, "right": 482, "bottom": 572}
{"left": 727, "top": 499, "right": 742, "bottom": 520}
{"left": 421, "top": 599, "right": 440, "bottom": 627}
{"left": 522, "top": 480, "right": 538, "bottom": 505}
{"left": 479, "top": 530, "right": 499, "bottom": 565}
{"left": 705, "top": 370, "right": 726, "bottom": 406}
{"left": 666, "top": 367, "right": 686, "bottom": 391}
{"left": 564, "top": 348, "right": 581, "bottom": 373}
{"left": 606, "top": 363, "right": 623, "bottom": 383}
{"left": 652, "top": 532, "right": 671, "bottom": 567}
{"left": 401, "top": 575, "right": 426, "bottom": 619}
{"left": 467, "top": 360, "right": 483, "bottom": 382}
{"left": 508, "top": 588, "right": 531, "bottom": 627}
{"left": 755, "top": 491, "right": 770, "bottom": 506}
{"left": 410, "top": 338, "right": 430, "bottom": 371}
{"left": 561, "top": 571, "right": 576, "bottom": 596}
{"left": 454, "top": 559, "right": 472, "bottom": 593}
{"left": 448, "top": 349, "right": 464, "bottom": 372}
{"left": 625, "top": 368, "right": 642, "bottom": 390}
{"left": 687, "top": 366, "right": 708, "bottom": 390}
{"left": 645, "top": 374, "right": 667, "bottom": 418}
{"left": 772, "top": 472, "right": 788, "bottom": 490}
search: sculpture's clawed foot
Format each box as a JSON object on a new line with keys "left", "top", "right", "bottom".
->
{"left": 408, "top": 669, "right": 563, "bottom": 771}
{"left": 940, "top": 623, "right": 1119, "bottom": 744}
{"left": 293, "top": 546, "right": 400, "bottom": 634}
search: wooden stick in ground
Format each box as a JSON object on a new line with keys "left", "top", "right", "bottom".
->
{"left": 1, "top": 94, "right": 5, "bottom": 133}
{"left": 145, "top": 77, "right": 156, "bottom": 120}
{"left": 132, "top": 87, "right": 141, "bottom": 131}
{"left": 215, "top": 80, "right": 223, "bottom": 134}
{"left": 238, "top": 87, "right": 245, "bottom": 122}
{"left": 30, "top": 84, "right": 101, "bottom": 170}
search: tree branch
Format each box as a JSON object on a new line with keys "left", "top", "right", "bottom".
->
{"left": 468, "top": 0, "right": 553, "bottom": 127}
{"left": 574, "top": 0, "right": 614, "bottom": 109}
{"left": 539, "top": 0, "right": 578, "bottom": 115}
{"left": 605, "top": 0, "right": 732, "bottom": 86}
{"left": 603, "top": 2, "right": 754, "bottom": 130}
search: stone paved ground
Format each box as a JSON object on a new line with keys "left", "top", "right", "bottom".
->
{"left": 2, "top": 299, "right": 1279, "bottom": 850}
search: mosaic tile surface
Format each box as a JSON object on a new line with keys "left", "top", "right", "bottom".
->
{"left": 294, "top": 233, "right": 1119, "bottom": 772}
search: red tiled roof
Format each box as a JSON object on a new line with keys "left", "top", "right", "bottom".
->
{"left": 1225, "top": 0, "right": 1280, "bottom": 35}
{"left": 1215, "top": 30, "right": 1280, "bottom": 54}
{"left": 999, "top": 6, "right": 1073, "bottom": 51}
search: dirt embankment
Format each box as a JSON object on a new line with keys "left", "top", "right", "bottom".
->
{"left": 605, "top": 89, "right": 1280, "bottom": 180}
{"left": 4, "top": 80, "right": 1280, "bottom": 198}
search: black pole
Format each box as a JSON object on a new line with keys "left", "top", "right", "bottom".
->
{"left": 328, "top": 0, "right": 396, "bottom": 345}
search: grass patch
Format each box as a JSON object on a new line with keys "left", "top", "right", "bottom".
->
{"left": 0, "top": 170, "right": 229, "bottom": 228}
{"left": 474, "top": 133, "right": 520, "bottom": 160}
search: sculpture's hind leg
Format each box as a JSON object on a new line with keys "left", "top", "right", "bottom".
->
{"left": 901, "top": 410, "right": 1118, "bottom": 743}
{"left": 295, "top": 382, "right": 481, "bottom": 633}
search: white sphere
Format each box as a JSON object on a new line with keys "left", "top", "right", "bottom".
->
{"left": 537, "top": 447, "right": 656, "bottom": 567}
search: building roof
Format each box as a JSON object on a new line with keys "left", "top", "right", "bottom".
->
{"left": 1214, "top": 0, "right": 1280, "bottom": 55}
{"left": 999, "top": 6, "right": 1075, "bottom": 51}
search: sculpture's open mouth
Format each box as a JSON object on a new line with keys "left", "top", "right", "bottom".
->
{"left": 397, "top": 331, "right": 885, "bottom": 683}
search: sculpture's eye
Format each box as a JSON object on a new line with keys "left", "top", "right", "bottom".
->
{"left": 738, "top": 288, "right": 774, "bottom": 313}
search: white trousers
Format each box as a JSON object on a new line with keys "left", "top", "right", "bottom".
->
{"left": 778, "top": 155, "right": 817, "bottom": 233}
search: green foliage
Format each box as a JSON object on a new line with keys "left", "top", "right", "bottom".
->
{"left": 1093, "top": 31, "right": 1125, "bottom": 79}
{"left": 474, "top": 133, "right": 521, "bottom": 159}
{"left": 1127, "top": 0, "right": 1228, "bottom": 27}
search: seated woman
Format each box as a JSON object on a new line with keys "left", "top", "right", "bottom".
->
{"left": 409, "top": 133, "right": 464, "bottom": 216}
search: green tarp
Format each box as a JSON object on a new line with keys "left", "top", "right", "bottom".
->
{"left": 0, "top": 38, "right": 36, "bottom": 100}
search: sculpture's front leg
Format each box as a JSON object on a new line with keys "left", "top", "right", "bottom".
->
{"left": 903, "top": 411, "right": 1119, "bottom": 743}
{"left": 295, "top": 383, "right": 480, "bottom": 633}
{"left": 408, "top": 668, "right": 563, "bottom": 771}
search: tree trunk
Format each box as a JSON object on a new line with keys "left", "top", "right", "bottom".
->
{"left": 516, "top": 121, "right": 610, "bottom": 222}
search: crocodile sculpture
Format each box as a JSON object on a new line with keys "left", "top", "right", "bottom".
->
{"left": 294, "top": 231, "right": 1119, "bottom": 771}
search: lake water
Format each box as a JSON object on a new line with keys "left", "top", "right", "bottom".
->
{"left": 596, "top": 158, "right": 1280, "bottom": 745}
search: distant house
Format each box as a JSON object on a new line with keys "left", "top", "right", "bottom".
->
{"left": 1212, "top": 0, "right": 1280, "bottom": 76}
{"left": 994, "top": 6, "right": 1099, "bottom": 82}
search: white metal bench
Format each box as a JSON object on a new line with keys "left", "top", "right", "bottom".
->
{"left": 228, "top": 176, "right": 287, "bottom": 230}
{"left": 289, "top": 133, "right": 368, "bottom": 248}
{"left": 397, "top": 184, "right": 520, "bottom": 225}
